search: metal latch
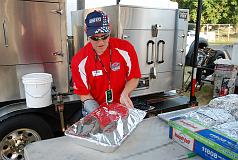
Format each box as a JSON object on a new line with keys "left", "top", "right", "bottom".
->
{"left": 150, "top": 67, "right": 157, "bottom": 79}
{"left": 151, "top": 24, "right": 158, "bottom": 37}
{"left": 50, "top": 9, "right": 64, "bottom": 15}
{"left": 122, "top": 35, "right": 130, "bottom": 39}
{"left": 179, "top": 34, "right": 185, "bottom": 38}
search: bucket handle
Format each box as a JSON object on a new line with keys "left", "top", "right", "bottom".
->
{"left": 25, "top": 88, "right": 51, "bottom": 98}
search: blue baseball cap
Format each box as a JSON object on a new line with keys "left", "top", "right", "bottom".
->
{"left": 85, "top": 10, "right": 110, "bottom": 37}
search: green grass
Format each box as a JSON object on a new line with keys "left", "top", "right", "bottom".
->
{"left": 182, "top": 66, "right": 214, "bottom": 106}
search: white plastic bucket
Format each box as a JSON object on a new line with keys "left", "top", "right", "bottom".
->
{"left": 22, "top": 73, "right": 53, "bottom": 108}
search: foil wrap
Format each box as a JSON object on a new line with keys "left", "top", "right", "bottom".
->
{"left": 208, "top": 94, "right": 238, "bottom": 113}
{"left": 213, "top": 121, "right": 238, "bottom": 139}
{"left": 184, "top": 107, "right": 235, "bottom": 127}
{"left": 65, "top": 103, "right": 146, "bottom": 152}
{"left": 180, "top": 95, "right": 238, "bottom": 139}
{"left": 233, "top": 110, "right": 238, "bottom": 120}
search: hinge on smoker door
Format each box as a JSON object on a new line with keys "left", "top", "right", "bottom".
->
{"left": 52, "top": 51, "right": 64, "bottom": 57}
{"left": 177, "top": 63, "right": 183, "bottom": 67}
{"left": 179, "top": 34, "right": 185, "bottom": 38}
{"left": 50, "top": 9, "right": 64, "bottom": 15}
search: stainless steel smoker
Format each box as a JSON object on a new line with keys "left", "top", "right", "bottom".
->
{"left": 72, "top": 5, "right": 189, "bottom": 97}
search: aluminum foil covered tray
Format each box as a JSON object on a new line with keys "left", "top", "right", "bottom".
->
{"left": 65, "top": 103, "right": 146, "bottom": 152}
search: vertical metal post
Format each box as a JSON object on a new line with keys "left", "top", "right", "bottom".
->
{"left": 77, "top": 0, "right": 85, "bottom": 10}
{"left": 228, "top": 24, "right": 230, "bottom": 41}
{"left": 218, "top": 24, "right": 220, "bottom": 41}
{"left": 189, "top": 0, "right": 203, "bottom": 106}
{"left": 116, "top": 0, "right": 120, "bottom": 4}
{"left": 206, "top": 24, "right": 208, "bottom": 35}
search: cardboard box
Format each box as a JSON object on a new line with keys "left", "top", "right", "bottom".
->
{"left": 213, "top": 65, "right": 237, "bottom": 98}
{"left": 169, "top": 117, "right": 238, "bottom": 160}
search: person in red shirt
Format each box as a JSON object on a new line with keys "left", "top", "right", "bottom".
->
{"left": 71, "top": 10, "right": 141, "bottom": 114}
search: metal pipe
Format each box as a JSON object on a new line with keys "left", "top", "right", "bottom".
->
{"left": 189, "top": 0, "right": 203, "bottom": 106}
{"left": 77, "top": 0, "right": 85, "bottom": 10}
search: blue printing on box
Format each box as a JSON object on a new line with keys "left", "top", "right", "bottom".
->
{"left": 194, "top": 141, "right": 230, "bottom": 160}
{"left": 197, "top": 129, "right": 238, "bottom": 153}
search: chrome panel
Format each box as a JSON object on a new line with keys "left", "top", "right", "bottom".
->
{"left": 120, "top": 6, "right": 176, "bottom": 30}
{"left": 0, "top": 0, "right": 63, "bottom": 65}
{"left": 0, "top": 66, "right": 20, "bottom": 101}
{"left": 0, "top": 0, "right": 69, "bottom": 102}
{"left": 132, "top": 72, "right": 173, "bottom": 97}
{"left": 172, "top": 70, "right": 184, "bottom": 89}
{"left": 132, "top": 70, "right": 184, "bottom": 97}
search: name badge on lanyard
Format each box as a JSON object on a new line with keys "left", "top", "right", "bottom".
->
{"left": 105, "top": 89, "right": 113, "bottom": 103}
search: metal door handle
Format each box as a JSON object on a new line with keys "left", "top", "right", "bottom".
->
{"left": 2, "top": 20, "right": 8, "bottom": 47}
{"left": 157, "top": 40, "right": 165, "bottom": 64}
{"left": 146, "top": 40, "right": 155, "bottom": 64}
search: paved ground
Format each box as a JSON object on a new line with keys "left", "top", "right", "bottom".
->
{"left": 210, "top": 44, "right": 234, "bottom": 59}
{"left": 209, "top": 44, "right": 225, "bottom": 51}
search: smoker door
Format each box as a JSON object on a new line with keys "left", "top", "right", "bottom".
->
{"left": 122, "top": 29, "right": 154, "bottom": 75}
{"left": 123, "top": 29, "right": 176, "bottom": 74}
{"left": 122, "top": 29, "right": 174, "bottom": 95}
{"left": 0, "top": 0, "right": 63, "bottom": 65}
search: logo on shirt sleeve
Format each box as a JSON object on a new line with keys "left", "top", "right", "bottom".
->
{"left": 92, "top": 70, "right": 103, "bottom": 76}
{"left": 111, "top": 62, "right": 120, "bottom": 71}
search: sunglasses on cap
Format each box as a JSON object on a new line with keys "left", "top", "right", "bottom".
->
{"left": 89, "top": 34, "right": 110, "bottom": 41}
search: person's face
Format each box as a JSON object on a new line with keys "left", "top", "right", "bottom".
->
{"left": 89, "top": 33, "right": 110, "bottom": 55}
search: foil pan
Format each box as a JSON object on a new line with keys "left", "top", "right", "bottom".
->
{"left": 65, "top": 103, "right": 146, "bottom": 152}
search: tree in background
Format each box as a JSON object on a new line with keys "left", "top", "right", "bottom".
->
{"left": 220, "top": 0, "right": 238, "bottom": 26}
{"left": 175, "top": 0, "right": 238, "bottom": 26}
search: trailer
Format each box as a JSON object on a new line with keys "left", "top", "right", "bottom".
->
{"left": 0, "top": 0, "right": 190, "bottom": 159}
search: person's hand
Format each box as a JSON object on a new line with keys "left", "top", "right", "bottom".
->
{"left": 120, "top": 91, "right": 134, "bottom": 108}
{"left": 83, "top": 99, "right": 99, "bottom": 114}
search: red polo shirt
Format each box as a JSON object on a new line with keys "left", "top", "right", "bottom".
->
{"left": 71, "top": 37, "right": 141, "bottom": 105}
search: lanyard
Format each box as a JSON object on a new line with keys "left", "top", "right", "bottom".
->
{"left": 94, "top": 47, "right": 112, "bottom": 89}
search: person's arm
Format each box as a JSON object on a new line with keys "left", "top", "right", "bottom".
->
{"left": 120, "top": 78, "right": 139, "bottom": 108}
{"left": 80, "top": 94, "right": 94, "bottom": 102}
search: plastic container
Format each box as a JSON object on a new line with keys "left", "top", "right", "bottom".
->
{"left": 22, "top": 73, "right": 53, "bottom": 108}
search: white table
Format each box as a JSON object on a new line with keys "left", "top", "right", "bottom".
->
{"left": 24, "top": 117, "right": 203, "bottom": 160}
